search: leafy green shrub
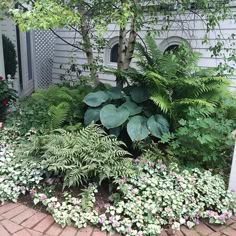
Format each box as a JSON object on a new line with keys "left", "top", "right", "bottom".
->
{"left": 162, "top": 107, "right": 235, "bottom": 169}
{"left": 32, "top": 184, "right": 99, "bottom": 228}
{"left": 83, "top": 86, "right": 169, "bottom": 142}
{"left": 0, "top": 76, "right": 17, "bottom": 121}
{"left": 7, "top": 85, "right": 93, "bottom": 133}
{"left": 27, "top": 125, "right": 133, "bottom": 187}
{"left": 2, "top": 35, "right": 17, "bottom": 79}
{"left": 100, "top": 159, "right": 236, "bottom": 236}
{"left": 123, "top": 36, "right": 230, "bottom": 122}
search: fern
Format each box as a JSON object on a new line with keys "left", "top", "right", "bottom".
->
{"left": 48, "top": 102, "right": 70, "bottom": 129}
{"left": 125, "top": 35, "right": 230, "bottom": 121}
{"left": 27, "top": 125, "right": 134, "bottom": 188}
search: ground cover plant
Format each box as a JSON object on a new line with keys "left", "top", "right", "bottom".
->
{"left": 99, "top": 159, "right": 236, "bottom": 236}
{"left": 0, "top": 127, "right": 45, "bottom": 203}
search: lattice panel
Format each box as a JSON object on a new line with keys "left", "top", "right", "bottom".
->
{"left": 34, "top": 30, "right": 55, "bottom": 89}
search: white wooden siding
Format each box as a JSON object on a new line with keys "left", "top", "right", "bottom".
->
{"left": 52, "top": 12, "right": 236, "bottom": 89}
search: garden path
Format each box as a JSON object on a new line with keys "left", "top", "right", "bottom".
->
{"left": 0, "top": 203, "right": 235, "bottom": 236}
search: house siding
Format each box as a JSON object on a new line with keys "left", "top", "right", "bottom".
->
{"left": 52, "top": 12, "right": 236, "bottom": 89}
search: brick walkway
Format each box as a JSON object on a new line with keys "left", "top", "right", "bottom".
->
{"left": 0, "top": 203, "right": 235, "bottom": 236}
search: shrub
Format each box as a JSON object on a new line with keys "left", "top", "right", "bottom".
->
{"left": 100, "top": 159, "right": 236, "bottom": 236}
{"left": 26, "top": 125, "right": 133, "bottom": 187}
{"left": 0, "top": 76, "right": 17, "bottom": 121}
{"left": 2, "top": 35, "right": 17, "bottom": 79}
{"left": 7, "top": 85, "right": 93, "bottom": 134}
{"left": 83, "top": 86, "right": 169, "bottom": 142}
{"left": 161, "top": 107, "right": 235, "bottom": 169}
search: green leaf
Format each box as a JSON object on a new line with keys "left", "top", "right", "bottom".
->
{"left": 100, "top": 104, "right": 130, "bottom": 129}
{"left": 130, "top": 86, "right": 149, "bottom": 103}
{"left": 127, "top": 116, "right": 149, "bottom": 141}
{"left": 84, "top": 108, "right": 101, "bottom": 125}
{"left": 107, "top": 87, "right": 123, "bottom": 99}
{"left": 120, "top": 101, "right": 142, "bottom": 116}
{"left": 83, "top": 91, "right": 109, "bottom": 107}
{"left": 147, "top": 115, "right": 169, "bottom": 138}
{"left": 109, "top": 127, "right": 121, "bottom": 137}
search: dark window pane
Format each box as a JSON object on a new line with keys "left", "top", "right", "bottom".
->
{"left": 164, "top": 44, "right": 179, "bottom": 54}
{"left": 110, "top": 44, "right": 119, "bottom": 63}
{"left": 26, "top": 32, "right": 33, "bottom": 80}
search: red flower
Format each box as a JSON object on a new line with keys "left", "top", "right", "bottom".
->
{"left": 1, "top": 100, "right": 8, "bottom": 106}
{"left": 0, "top": 76, "right": 3, "bottom": 81}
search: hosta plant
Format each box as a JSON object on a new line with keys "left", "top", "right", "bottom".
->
{"left": 83, "top": 86, "right": 169, "bottom": 142}
{"left": 32, "top": 184, "right": 99, "bottom": 228}
{"left": 99, "top": 159, "right": 236, "bottom": 236}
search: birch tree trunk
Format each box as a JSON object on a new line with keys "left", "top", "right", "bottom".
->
{"left": 80, "top": 15, "right": 99, "bottom": 84}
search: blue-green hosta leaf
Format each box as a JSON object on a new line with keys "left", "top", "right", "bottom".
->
{"left": 84, "top": 108, "right": 101, "bottom": 125}
{"left": 107, "top": 87, "right": 123, "bottom": 99}
{"left": 127, "top": 116, "right": 149, "bottom": 141}
{"left": 120, "top": 101, "right": 142, "bottom": 116}
{"left": 100, "top": 104, "right": 130, "bottom": 129}
{"left": 83, "top": 91, "right": 109, "bottom": 107}
{"left": 147, "top": 115, "right": 169, "bottom": 138}
{"left": 130, "top": 86, "right": 149, "bottom": 103}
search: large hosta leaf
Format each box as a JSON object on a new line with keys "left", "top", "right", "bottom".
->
{"left": 147, "top": 114, "right": 169, "bottom": 138}
{"left": 127, "top": 116, "right": 149, "bottom": 141}
{"left": 84, "top": 108, "right": 101, "bottom": 125}
{"left": 120, "top": 101, "right": 142, "bottom": 116}
{"left": 107, "top": 87, "right": 123, "bottom": 99}
{"left": 130, "top": 86, "right": 149, "bottom": 103}
{"left": 83, "top": 91, "right": 109, "bottom": 107}
{"left": 100, "top": 104, "right": 130, "bottom": 129}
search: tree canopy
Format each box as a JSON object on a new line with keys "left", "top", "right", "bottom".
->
{"left": 1, "top": 0, "right": 236, "bottom": 81}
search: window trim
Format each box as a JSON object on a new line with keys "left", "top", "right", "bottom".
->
{"left": 104, "top": 37, "right": 119, "bottom": 68}
{"left": 159, "top": 36, "right": 191, "bottom": 53}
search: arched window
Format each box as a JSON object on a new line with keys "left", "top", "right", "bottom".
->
{"left": 110, "top": 43, "right": 119, "bottom": 63}
{"left": 164, "top": 44, "right": 180, "bottom": 54}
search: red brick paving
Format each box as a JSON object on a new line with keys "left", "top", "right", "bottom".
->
{"left": 0, "top": 203, "right": 235, "bottom": 236}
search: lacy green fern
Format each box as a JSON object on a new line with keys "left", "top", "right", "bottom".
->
{"left": 28, "top": 125, "right": 133, "bottom": 188}
{"left": 125, "top": 36, "right": 230, "bottom": 120}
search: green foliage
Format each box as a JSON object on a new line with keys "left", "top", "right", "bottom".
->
{"left": 100, "top": 160, "right": 236, "bottom": 236}
{"left": 0, "top": 76, "right": 17, "bottom": 121}
{"left": 84, "top": 86, "right": 169, "bottom": 142}
{"left": 0, "top": 129, "right": 44, "bottom": 203}
{"left": 27, "top": 125, "right": 133, "bottom": 188}
{"left": 7, "top": 85, "right": 93, "bottom": 134}
{"left": 124, "top": 36, "right": 230, "bottom": 122}
{"left": 2, "top": 34, "right": 17, "bottom": 79}
{"left": 32, "top": 184, "right": 99, "bottom": 228}
{"left": 161, "top": 106, "right": 235, "bottom": 169}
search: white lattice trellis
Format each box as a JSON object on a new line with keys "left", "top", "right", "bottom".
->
{"left": 33, "top": 30, "right": 55, "bottom": 89}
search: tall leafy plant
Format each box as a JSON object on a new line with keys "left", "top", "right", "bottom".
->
{"left": 124, "top": 36, "right": 230, "bottom": 122}
{"left": 83, "top": 86, "right": 169, "bottom": 142}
